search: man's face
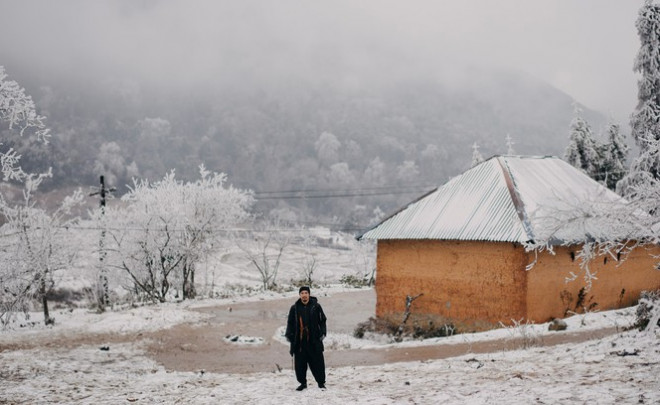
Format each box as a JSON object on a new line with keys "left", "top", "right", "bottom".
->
{"left": 300, "top": 290, "right": 310, "bottom": 304}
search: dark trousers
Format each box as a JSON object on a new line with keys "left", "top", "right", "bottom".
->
{"left": 294, "top": 343, "right": 325, "bottom": 385}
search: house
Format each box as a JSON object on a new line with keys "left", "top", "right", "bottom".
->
{"left": 359, "top": 155, "right": 660, "bottom": 331}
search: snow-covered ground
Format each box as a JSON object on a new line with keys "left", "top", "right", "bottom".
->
{"left": 1, "top": 285, "right": 658, "bottom": 404}
{"left": 1, "top": 331, "right": 658, "bottom": 404}
{"left": 1, "top": 232, "right": 659, "bottom": 404}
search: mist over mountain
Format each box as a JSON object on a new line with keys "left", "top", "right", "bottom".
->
{"left": 5, "top": 65, "right": 607, "bottom": 230}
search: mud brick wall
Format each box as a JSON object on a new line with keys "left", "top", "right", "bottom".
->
{"left": 526, "top": 245, "right": 660, "bottom": 322}
{"left": 375, "top": 240, "right": 528, "bottom": 330}
{"left": 375, "top": 240, "right": 660, "bottom": 329}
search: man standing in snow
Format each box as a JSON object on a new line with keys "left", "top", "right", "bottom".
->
{"left": 285, "top": 286, "right": 327, "bottom": 391}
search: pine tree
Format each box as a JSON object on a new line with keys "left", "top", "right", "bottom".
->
{"left": 629, "top": 0, "right": 660, "bottom": 181}
{"left": 564, "top": 107, "right": 599, "bottom": 178}
{"left": 505, "top": 134, "right": 516, "bottom": 155}
{"left": 471, "top": 142, "right": 484, "bottom": 167}
{"left": 599, "top": 123, "right": 629, "bottom": 191}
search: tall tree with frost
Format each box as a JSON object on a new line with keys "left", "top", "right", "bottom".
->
{"left": 599, "top": 122, "right": 629, "bottom": 191}
{"left": 0, "top": 66, "right": 84, "bottom": 325}
{"left": 564, "top": 107, "right": 599, "bottom": 178}
{"left": 628, "top": 0, "right": 660, "bottom": 182}
{"left": 530, "top": 4, "right": 660, "bottom": 332}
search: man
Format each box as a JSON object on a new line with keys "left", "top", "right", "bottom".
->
{"left": 285, "top": 286, "right": 327, "bottom": 391}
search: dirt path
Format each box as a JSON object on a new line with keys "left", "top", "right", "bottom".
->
{"left": 0, "top": 289, "right": 620, "bottom": 374}
{"left": 143, "top": 289, "right": 377, "bottom": 373}
{"left": 144, "top": 289, "right": 619, "bottom": 374}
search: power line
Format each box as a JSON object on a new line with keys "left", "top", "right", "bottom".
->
{"left": 253, "top": 184, "right": 436, "bottom": 200}
{"left": 254, "top": 184, "right": 436, "bottom": 194}
{"left": 0, "top": 224, "right": 370, "bottom": 234}
{"left": 255, "top": 190, "right": 430, "bottom": 200}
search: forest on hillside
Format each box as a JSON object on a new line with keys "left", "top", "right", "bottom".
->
{"left": 2, "top": 66, "right": 608, "bottom": 229}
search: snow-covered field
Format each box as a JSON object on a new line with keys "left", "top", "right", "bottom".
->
{"left": 0, "top": 285, "right": 658, "bottom": 404}
{"left": 1, "top": 331, "right": 658, "bottom": 404}
{"left": 1, "top": 233, "right": 659, "bottom": 404}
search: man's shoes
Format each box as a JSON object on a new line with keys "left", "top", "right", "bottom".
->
{"left": 296, "top": 384, "right": 307, "bottom": 391}
{"left": 318, "top": 383, "right": 326, "bottom": 389}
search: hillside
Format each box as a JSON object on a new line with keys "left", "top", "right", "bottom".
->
{"left": 5, "top": 66, "right": 608, "bottom": 229}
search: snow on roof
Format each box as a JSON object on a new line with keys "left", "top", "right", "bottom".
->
{"left": 359, "top": 155, "right": 628, "bottom": 245}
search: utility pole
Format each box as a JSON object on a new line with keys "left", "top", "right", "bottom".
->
{"left": 89, "top": 175, "right": 115, "bottom": 312}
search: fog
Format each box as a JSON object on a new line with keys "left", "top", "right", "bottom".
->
{"left": 0, "top": 0, "right": 644, "bottom": 123}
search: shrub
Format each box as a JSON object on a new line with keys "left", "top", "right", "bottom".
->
{"left": 412, "top": 320, "right": 455, "bottom": 339}
{"left": 289, "top": 278, "right": 320, "bottom": 290}
{"left": 353, "top": 316, "right": 455, "bottom": 341}
{"left": 340, "top": 274, "right": 371, "bottom": 288}
{"left": 354, "top": 317, "right": 398, "bottom": 338}
{"left": 634, "top": 289, "right": 660, "bottom": 331}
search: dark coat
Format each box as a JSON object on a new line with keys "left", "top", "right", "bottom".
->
{"left": 285, "top": 296, "right": 327, "bottom": 355}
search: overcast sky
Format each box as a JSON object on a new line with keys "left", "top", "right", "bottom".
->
{"left": 0, "top": 0, "right": 646, "bottom": 123}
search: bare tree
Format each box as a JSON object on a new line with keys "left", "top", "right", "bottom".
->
{"left": 351, "top": 237, "right": 376, "bottom": 286}
{"left": 238, "top": 224, "right": 290, "bottom": 290}
{"left": 394, "top": 293, "right": 423, "bottom": 342}
{"left": 300, "top": 255, "right": 318, "bottom": 287}
{"left": 298, "top": 229, "right": 319, "bottom": 286}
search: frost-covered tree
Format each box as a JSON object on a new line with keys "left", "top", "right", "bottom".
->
{"left": 564, "top": 107, "right": 599, "bottom": 178}
{"left": 0, "top": 67, "right": 81, "bottom": 326}
{"left": 0, "top": 66, "right": 49, "bottom": 184}
{"left": 505, "top": 134, "right": 516, "bottom": 155}
{"left": 139, "top": 117, "right": 171, "bottom": 140}
{"left": 0, "top": 174, "right": 83, "bottom": 326}
{"left": 106, "top": 166, "right": 253, "bottom": 302}
{"left": 617, "top": 134, "right": 660, "bottom": 198}
{"left": 629, "top": 0, "right": 660, "bottom": 181}
{"left": 471, "top": 142, "right": 484, "bottom": 167}
{"left": 364, "top": 157, "right": 386, "bottom": 186}
{"left": 134, "top": 117, "right": 172, "bottom": 179}
{"left": 93, "top": 142, "right": 139, "bottom": 187}
{"left": 315, "top": 131, "right": 341, "bottom": 167}
{"left": 599, "top": 123, "right": 629, "bottom": 191}
{"left": 396, "top": 160, "right": 420, "bottom": 182}
{"left": 326, "top": 162, "right": 355, "bottom": 187}
{"left": 535, "top": 3, "right": 660, "bottom": 305}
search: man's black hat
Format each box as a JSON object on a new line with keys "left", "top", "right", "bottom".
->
{"left": 299, "top": 286, "right": 310, "bottom": 294}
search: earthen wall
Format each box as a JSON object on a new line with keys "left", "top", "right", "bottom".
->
{"left": 526, "top": 245, "right": 660, "bottom": 322}
{"left": 375, "top": 240, "right": 528, "bottom": 330}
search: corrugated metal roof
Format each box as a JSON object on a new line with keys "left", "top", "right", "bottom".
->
{"left": 359, "top": 155, "right": 626, "bottom": 244}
